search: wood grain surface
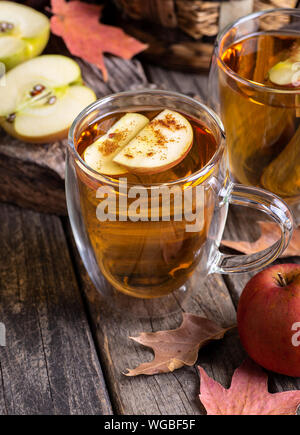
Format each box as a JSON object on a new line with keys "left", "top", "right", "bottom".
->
{"left": 0, "top": 30, "right": 299, "bottom": 415}
{"left": 0, "top": 203, "right": 112, "bottom": 415}
{"left": 65, "top": 218, "right": 242, "bottom": 415}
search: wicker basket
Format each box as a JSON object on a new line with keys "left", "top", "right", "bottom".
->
{"left": 113, "top": 0, "right": 298, "bottom": 71}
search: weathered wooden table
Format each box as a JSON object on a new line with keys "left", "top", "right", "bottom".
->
{"left": 0, "top": 37, "right": 299, "bottom": 415}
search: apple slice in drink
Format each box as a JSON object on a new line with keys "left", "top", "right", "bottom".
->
{"left": 0, "top": 55, "right": 96, "bottom": 143}
{"left": 0, "top": 1, "right": 50, "bottom": 70}
{"left": 268, "top": 44, "right": 300, "bottom": 87}
{"left": 83, "top": 113, "right": 149, "bottom": 176}
{"left": 113, "top": 109, "right": 193, "bottom": 174}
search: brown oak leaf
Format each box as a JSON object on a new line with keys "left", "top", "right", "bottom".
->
{"left": 199, "top": 359, "right": 300, "bottom": 415}
{"left": 50, "top": 0, "right": 147, "bottom": 81}
{"left": 125, "top": 313, "right": 234, "bottom": 376}
{"left": 222, "top": 221, "right": 300, "bottom": 258}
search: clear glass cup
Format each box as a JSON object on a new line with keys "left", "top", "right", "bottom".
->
{"left": 66, "top": 90, "right": 294, "bottom": 317}
{"left": 208, "top": 8, "right": 300, "bottom": 222}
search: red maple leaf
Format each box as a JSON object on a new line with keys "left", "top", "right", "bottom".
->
{"left": 50, "top": 0, "right": 147, "bottom": 81}
{"left": 199, "top": 359, "right": 300, "bottom": 415}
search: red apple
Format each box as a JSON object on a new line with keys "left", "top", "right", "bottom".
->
{"left": 237, "top": 264, "right": 300, "bottom": 377}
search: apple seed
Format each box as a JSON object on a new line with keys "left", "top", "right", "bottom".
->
{"left": 6, "top": 113, "right": 16, "bottom": 123}
{"left": 30, "top": 84, "right": 46, "bottom": 97}
{"left": 0, "top": 21, "right": 14, "bottom": 33}
{"left": 47, "top": 96, "right": 57, "bottom": 105}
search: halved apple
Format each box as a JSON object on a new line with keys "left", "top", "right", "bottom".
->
{"left": 0, "top": 1, "right": 50, "bottom": 70}
{"left": 269, "top": 45, "right": 300, "bottom": 87}
{"left": 113, "top": 109, "right": 193, "bottom": 174}
{"left": 83, "top": 113, "right": 149, "bottom": 176}
{"left": 0, "top": 55, "right": 96, "bottom": 143}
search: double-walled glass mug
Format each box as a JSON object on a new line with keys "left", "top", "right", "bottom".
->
{"left": 66, "top": 90, "right": 293, "bottom": 317}
{"left": 208, "top": 8, "right": 300, "bottom": 221}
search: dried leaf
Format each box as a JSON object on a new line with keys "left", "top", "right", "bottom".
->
{"left": 199, "top": 359, "right": 300, "bottom": 415}
{"left": 50, "top": 0, "right": 147, "bottom": 81}
{"left": 125, "top": 313, "right": 234, "bottom": 376}
{"left": 222, "top": 221, "right": 300, "bottom": 258}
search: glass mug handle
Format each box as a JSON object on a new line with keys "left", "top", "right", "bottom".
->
{"left": 213, "top": 184, "right": 294, "bottom": 274}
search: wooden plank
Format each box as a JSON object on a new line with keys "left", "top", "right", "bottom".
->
{"left": 0, "top": 36, "right": 149, "bottom": 215}
{"left": 144, "top": 63, "right": 209, "bottom": 101}
{"left": 0, "top": 203, "right": 112, "bottom": 415}
{"left": 65, "top": 221, "right": 244, "bottom": 415}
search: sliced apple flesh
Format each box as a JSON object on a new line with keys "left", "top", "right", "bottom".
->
{"left": 83, "top": 113, "right": 149, "bottom": 176}
{"left": 0, "top": 55, "right": 96, "bottom": 143}
{"left": 0, "top": 1, "right": 50, "bottom": 70}
{"left": 82, "top": 109, "right": 194, "bottom": 176}
{"left": 113, "top": 109, "right": 193, "bottom": 174}
{"left": 269, "top": 45, "right": 300, "bottom": 87}
{"left": 14, "top": 86, "right": 96, "bottom": 140}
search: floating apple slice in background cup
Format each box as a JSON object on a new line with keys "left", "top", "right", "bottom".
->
{"left": 83, "top": 113, "right": 149, "bottom": 176}
{"left": 0, "top": 55, "right": 96, "bottom": 143}
{"left": 0, "top": 1, "right": 50, "bottom": 70}
{"left": 113, "top": 109, "right": 193, "bottom": 174}
{"left": 268, "top": 44, "right": 300, "bottom": 87}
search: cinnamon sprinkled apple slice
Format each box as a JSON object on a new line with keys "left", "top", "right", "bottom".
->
{"left": 83, "top": 113, "right": 149, "bottom": 176}
{"left": 113, "top": 109, "right": 193, "bottom": 174}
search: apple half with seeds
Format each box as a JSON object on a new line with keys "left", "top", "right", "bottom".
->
{"left": 0, "top": 55, "right": 96, "bottom": 143}
{"left": 0, "top": 1, "right": 50, "bottom": 70}
{"left": 113, "top": 110, "right": 193, "bottom": 174}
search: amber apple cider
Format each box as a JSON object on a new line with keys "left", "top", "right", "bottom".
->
{"left": 220, "top": 33, "right": 300, "bottom": 202}
{"left": 76, "top": 110, "right": 218, "bottom": 298}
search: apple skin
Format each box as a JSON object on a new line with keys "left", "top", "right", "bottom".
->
{"left": 0, "top": 1, "right": 50, "bottom": 70}
{"left": 2, "top": 26, "right": 50, "bottom": 71}
{"left": 116, "top": 143, "right": 192, "bottom": 175}
{"left": 0, "top": 55, "right": 96, "bottom": 144}
{"left": 23, "top": 26, "right": 50, "bottom": 64}
{"left": 75, "top": 160, "right": 128, "bottom": 192}
{"left": 237, "top": 264, "right": 300, "bottom": 377}
{"left": 0, "top": 118, "right": 70, "bottom": 144}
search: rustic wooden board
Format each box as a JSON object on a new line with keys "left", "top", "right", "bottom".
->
{"left": 144, "top": 64, "right": 209, "bottom": 101}
{"left": 0, "top": 202, "right": 112, "bottom": 415}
